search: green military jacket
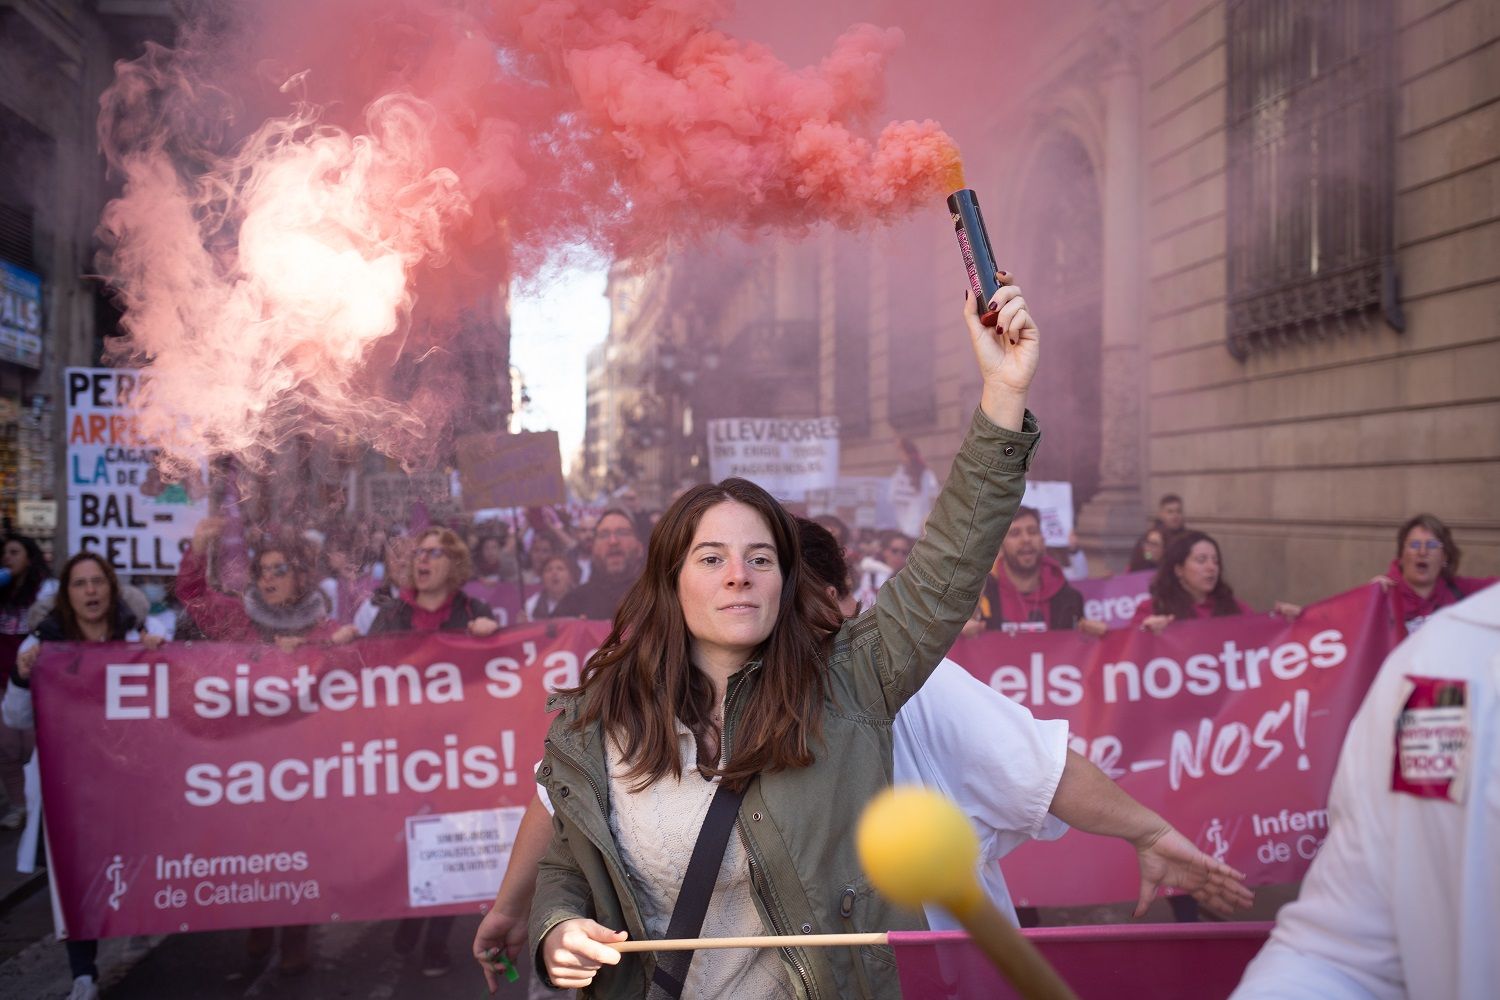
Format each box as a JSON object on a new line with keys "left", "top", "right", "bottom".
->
{"left": 531, "top": 407, "right": 1039, "bottom": 999}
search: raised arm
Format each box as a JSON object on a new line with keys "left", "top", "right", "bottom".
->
{"left": 176, "top": 517, "right": 248, "bottom": 638}
{"left": 871, "top": 284, "right": 1040, "bottom": 712}
{"left": 1047, "top": 752, "right": 1252, "bottom": 918}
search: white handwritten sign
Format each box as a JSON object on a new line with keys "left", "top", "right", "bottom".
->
{"left": 708, "top": 417, "right": 839, "bottom": 500}
{"left": 65, "top": 368, "right": 207, "bottom": 574}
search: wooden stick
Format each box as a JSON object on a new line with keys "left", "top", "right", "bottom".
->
{"left": 614, "top": 932, "right": 888, "bottom": 953}
{"left": 953, "top": 900, "right": 1079, "bottom": 1000}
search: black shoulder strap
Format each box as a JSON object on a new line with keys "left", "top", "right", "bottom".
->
{"left": 646, "top": 781, "right": 746, "bottom": 1000}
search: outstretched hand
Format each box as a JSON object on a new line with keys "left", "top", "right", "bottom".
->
{"left": 1133, "top": 826, "right": 1254, "bottom": 918}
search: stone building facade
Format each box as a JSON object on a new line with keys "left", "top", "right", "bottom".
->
{"left": 0, "top": 1, "right": 173, "bottom": 550}
{"left": 590, "top": 0, "right": 1498, "bottom": 608}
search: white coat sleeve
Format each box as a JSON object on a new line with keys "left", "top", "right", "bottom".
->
{"left": 894, "top": 658, "right": 1070, "bottom": 862}
{"left": 1230, "top": 652, "right": 1408, "bottom": 1000}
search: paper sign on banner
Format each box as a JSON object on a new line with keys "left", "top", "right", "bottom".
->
{"left": 1019, "top": 481, "right": 1073, "bottom": 547}
{"left": 406, "top": 807, "right": 527, "bottom": 907}
{"left": 707, "top": 417, "right": 839, "bottom": 500}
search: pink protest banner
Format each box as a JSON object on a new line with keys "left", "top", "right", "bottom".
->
{"left": 891, "top": 923, "right": 1273, "bottom": 999}
{"left": 30, "top": 620, "right": 609, "bottom": 939}
{"left": 1071, "top": 571, "right": 1153, "bottom": 630}
{"left": 948, "top": 585, "right": 1395, "bottom": 906}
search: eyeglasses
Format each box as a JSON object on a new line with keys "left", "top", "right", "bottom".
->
{"left": 259, "top": 562, "right": 292, "bottom": 579}
{"left": 414, "top": 546, "right": 449, "bottom": 561}
{"left": 596, "top": 528, "right": 636, "bottom": 542}
{"left": 1405, "top": 539, "right": 1443, "bottom": 554}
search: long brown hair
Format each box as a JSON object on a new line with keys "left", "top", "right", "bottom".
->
{"left": 1150, "top": 531, "right": 1242, "bottom": 619}
{"left": 57, "top": 552, "right": 125, "bottom": 640}
{"left": 572, "top": 478, "right": 840, "bottom": 792}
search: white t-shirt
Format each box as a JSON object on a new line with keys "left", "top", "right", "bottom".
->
{"left": 893, "top": 658, "right": 1070, "bottom": 928}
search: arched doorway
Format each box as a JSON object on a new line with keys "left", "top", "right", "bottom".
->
{"left": 1010, "top": 132, "right": 1104, "bottom": 511}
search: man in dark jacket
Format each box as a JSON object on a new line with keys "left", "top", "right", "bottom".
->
{"left": 979, "top": 506, "right": 1100, "bottom": 634}
{"left": 552, "top": 509, "right": 642, "bottom": 620}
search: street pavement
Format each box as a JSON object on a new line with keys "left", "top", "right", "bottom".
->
{"left": 0, "top": 801, "right": 549, "bottom": 999}
{"left": 1, "top": 887, "right": 541, "bottom": 1000}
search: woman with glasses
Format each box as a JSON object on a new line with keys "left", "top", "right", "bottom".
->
{"left": 1128, "top": 524, "right": 1167, "bottom": 573}
{"left": 1372, "top": 513, "right": 1496, "bottom": 636}
{"left": 176, "top": 519, "right": 336, "bottom": 976}
{"left": 366, "top": 528, "right": 499, "bottom": 639}
{"left": 177, "top": 518, "right": 337, "bottom": 652}
{"left": 6, "top": 553, "right": 166, "bottom": 1000}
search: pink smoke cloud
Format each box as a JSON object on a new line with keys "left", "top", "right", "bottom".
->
{"left": 96, "top": 0, "right": 963, "bottom": 471}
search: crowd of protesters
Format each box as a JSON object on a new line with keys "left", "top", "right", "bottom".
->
{"left": 0, "top": 483, "right": 1494, "bottom": 997}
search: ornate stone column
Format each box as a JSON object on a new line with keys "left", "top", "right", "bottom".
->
{"left": 1076, "top": 17, "right": 1149, "bottom": 572}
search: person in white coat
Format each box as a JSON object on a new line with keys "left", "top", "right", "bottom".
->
{"left": 1231, "top": 582, "right": 1499, "bottom": 1000}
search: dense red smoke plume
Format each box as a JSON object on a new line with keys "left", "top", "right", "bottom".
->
{"left": 96, "top": 0, "right": 963, "bottom": 470}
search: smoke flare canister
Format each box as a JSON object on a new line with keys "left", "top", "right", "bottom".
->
{"left": 948, "top": 189, "right": 1004, "bottom": 327}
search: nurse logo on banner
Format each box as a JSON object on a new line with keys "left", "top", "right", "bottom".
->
{"left": 106, "top": 855, "right": 129, "bottom": 911}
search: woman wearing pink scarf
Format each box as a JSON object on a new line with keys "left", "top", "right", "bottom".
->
{"left": 1374, "top": 513, "right": 1496, "bottom": 636}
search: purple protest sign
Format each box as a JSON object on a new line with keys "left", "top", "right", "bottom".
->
{"left": 1073, "top": 571, "right": 1153, "bottom": 630}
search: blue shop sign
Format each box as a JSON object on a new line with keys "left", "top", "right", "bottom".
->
{"left": 0, "top": 260, "right": 44, "bottom": 369}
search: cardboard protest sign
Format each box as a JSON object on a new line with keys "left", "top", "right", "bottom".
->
{"left": 455, "top": 431, "right": 566, "bottom": 509}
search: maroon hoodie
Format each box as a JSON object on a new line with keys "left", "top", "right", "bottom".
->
{"left": 1384, "top": 558, "right": 1496, "bottom": 635}
{"left": 981, "top": 556, "right": 1084, "bottom": 630}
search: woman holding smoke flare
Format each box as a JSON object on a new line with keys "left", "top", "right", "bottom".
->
{"left": 526, "top": 283, "right": 1038, "bottom": 998}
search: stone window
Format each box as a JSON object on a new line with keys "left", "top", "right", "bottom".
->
{"left": 1226, "top": 0, "right": 1403, "bottom": 358}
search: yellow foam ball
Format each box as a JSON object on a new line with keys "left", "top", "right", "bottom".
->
{"left": 857, "top": 786, "right": 982, "bottom": 914}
